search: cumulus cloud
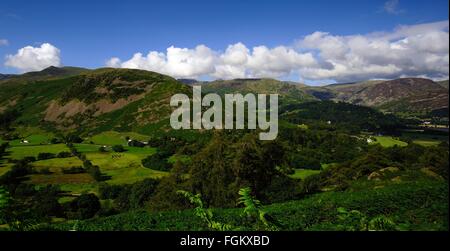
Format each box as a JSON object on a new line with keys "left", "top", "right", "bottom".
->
{"left": 297, "top": 20, "right": 449, "bottom": 82}
{"left": 108, "top": 43, "right": 318, "bottom": 79}
{"left": 5, "top": 43, "right": 61, "bottom": 72}
{"left": 107, "top": 45, "right": 217, "bottom": 78}
{"left": 107, "top": 20, "right": 449, "bottom": 82}
{"left": 0, "top": 39, "right": 8, "bottom": 46}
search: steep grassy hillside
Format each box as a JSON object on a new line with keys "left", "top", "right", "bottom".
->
{"left": 0, "top": 67, "right": 192, "bottom": 135}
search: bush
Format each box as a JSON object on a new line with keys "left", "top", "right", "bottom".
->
{"left": 112, "top": 145, "right": 125, "bottom": 152}
{"left": 22, "top": 156, "right": 36, "bottom": 163}
{"left": 37, "top": 152, "right": 56, "bottom": 160}
{"left": 50, "top": 138, "right": 61, "bottom": 144}
{"left": 141, "top": 152, "right": 171, "bottom": 171}
{"left": 57, "top": 151, "right": 72, "bottom": 158}
{"left": 99, "top": 183, "right": 125, "bottom": 200}
{"left": 69, "top": 194, "right": 101, "bottom": 219}
{"left": 65, "top": 134, "right": 83, "bottom": 143}
{"left": 127, "top": 140, "right": 145, "bottom": 147}
{"left": 110, "top": 179, "right": 160, "bottom": 211}
{"left": 87, "top": 166, "right": 103, "bottom": 181}
{"left": 82, "top": 159, "right": 92, "bottom": 168}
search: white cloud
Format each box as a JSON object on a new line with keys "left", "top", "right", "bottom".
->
{"left": 110, "top": 45, "right": 217, "bottom": 79}
{"left": 108, "top": 43, "right": 318, "bottom": 79}
{"left": 0, "top": 39, "right": 8, "bottom": 46}
{"left": 106, "top": 57, "right": 121, "bottom": 68}
{"left": 297, "top": 20, "right": 449, "bottom": 82}
{"left": 107, "top": 20, "right": 449, "bottom": 82}
{"left": 383, "top": 0, "right": 404, "bottom": 14}
{"left": 5, "top": 43, "right": 61, "bottom": 72}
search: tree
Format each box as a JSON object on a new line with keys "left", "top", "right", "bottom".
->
{"left": 112, "top": 145, "right": 125, "bottom": 152}
{"left": 70, "top": 194, "right": 101, "bottom": 219}
{"left": 37, "top": 152, "right": 56, "bottom": 160}
{"left": 65, "top": 134, "right": 83, "bottom": 143}
{"left": 141, "top": 152, "right": 171, "bottom": 171}
{"left": 128, "top": 140, "right": 145, "bottom": 147}
{"left": 87, "top": 165, "right": 104, "bottom": 181}
{"left": 57, "top": 151, "right": 72, "bottom": 158}
{"left": 187, "top": 132, "right": 285, "bottom": 207}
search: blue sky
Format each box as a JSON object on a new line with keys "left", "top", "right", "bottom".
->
{"left": 0, "top": 0, "right": 448, "bottom": 83}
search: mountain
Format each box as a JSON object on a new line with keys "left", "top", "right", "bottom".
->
{"left": 0, "top": 73, "right": 15, "bottom": 81}
{"left": 0, "top": 67, "right": 191, "bottom": 135}
{"left": 177, "top": 78, "right": 201, "bottom": 85}
{"left": 306, "top": 78, "right": 448, "bottom": 116}
{"left": 201, "top": 78, "right": 315, "bottom": 105}
{"left": 22, "top": 66, "right": 90, "bottom": 79}
{"left": 1, "top": 67, "right": 448, "bottom": 135}
{"left": 0, "top": 66, "right": 91, "bottom": 85}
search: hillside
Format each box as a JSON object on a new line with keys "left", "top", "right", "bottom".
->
{"left": 306, "top": 78, "right": 449, "bottom": 116}
{"left": 49, "top": 180, "right": 448, "bottom": 231}
{"left": 0, "top": 67, "right": 191, "bottom": 135}
{"left": 0, "top": 66, "right": 91, "bottom": 84}
{"left": 202, "top": 78, "right": 315, "bottom": 105}
{"left": 438, "top": 80, "right": 449, "bottom": 89}
{"left": 0, "top": 67, "right": 448, "bottom": 233}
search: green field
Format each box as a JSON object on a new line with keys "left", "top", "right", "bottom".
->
{"left": 401, "top": 131, "right": 447, "bottom": 147}
{"left": 0, "top": 132, "right": 164, "bottom": 195}
{"left": 289, "top": 163, "right": 334, "bottom": 180}
{"left": 9, "top": 134, "right": 54, "bottom": 146}
{"left": 370, "top": 136, "right": 408, "bottom": 147}
{"left": 289, "top": 169, "right": 321, "bottom": 179}
{"left": 74, "top": 143, "right": 103, "bottom": 153}
{"left": 32, "top": 157, "right": 83, "bottom": 172}
{"left": 84, "top": 147, "right": 166, "bottom": 184}
{"left": 413, "top": 140, "right": 441, "bottom": 147}
{"left": 87, "top": 131, "right": 149, "bottom": 145}
{"left": 7, "top": 144, "right": 69, "bottom": 159}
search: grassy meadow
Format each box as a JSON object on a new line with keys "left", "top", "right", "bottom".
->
{"left": 0, "top": 130, "right": 168, "bottom": 197}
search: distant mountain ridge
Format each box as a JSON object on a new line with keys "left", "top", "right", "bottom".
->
{"left": 319, "top": 78, "right": 448, "bottom": 115}
{"left": 0, "top": 67, "right": 448, "bottom": 132}
{"left": 0, "top": 66, "right": 91, "bottom": 84}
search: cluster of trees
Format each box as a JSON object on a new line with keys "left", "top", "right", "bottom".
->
{"left": 0, "top": 109, "right": 20, "bottom": 131}
{"left": 300, "top": 142, "right": 449, "bottom": 194}
{"left": 112, "top": 145, "right": 125, "bottom": 152}
{"left": 279, "top": 126, "right": 368, "bottom": 171}
{"left": 0, "top": 157, "right": 102, "bottom": 225}
{"left": 36, "top": 151, "right": 72, "bottom": 160}
{"left": 98, "top": 178, "right": 160, "bottom": 212}
{"left": 142, "top": 131, "right": 296, "bottom": 211}
{"left": 64, "top": 134, "right": 83, "bottom": 143}
{"left": 141, "top": 136, "right": 187, "bottom": 171}
{"left": 280, "top": 101, "right": 406, "bottom": 134}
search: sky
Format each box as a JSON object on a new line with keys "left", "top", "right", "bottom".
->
{"left": 0, "top": 0, "right": 448, "bottom": 84}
